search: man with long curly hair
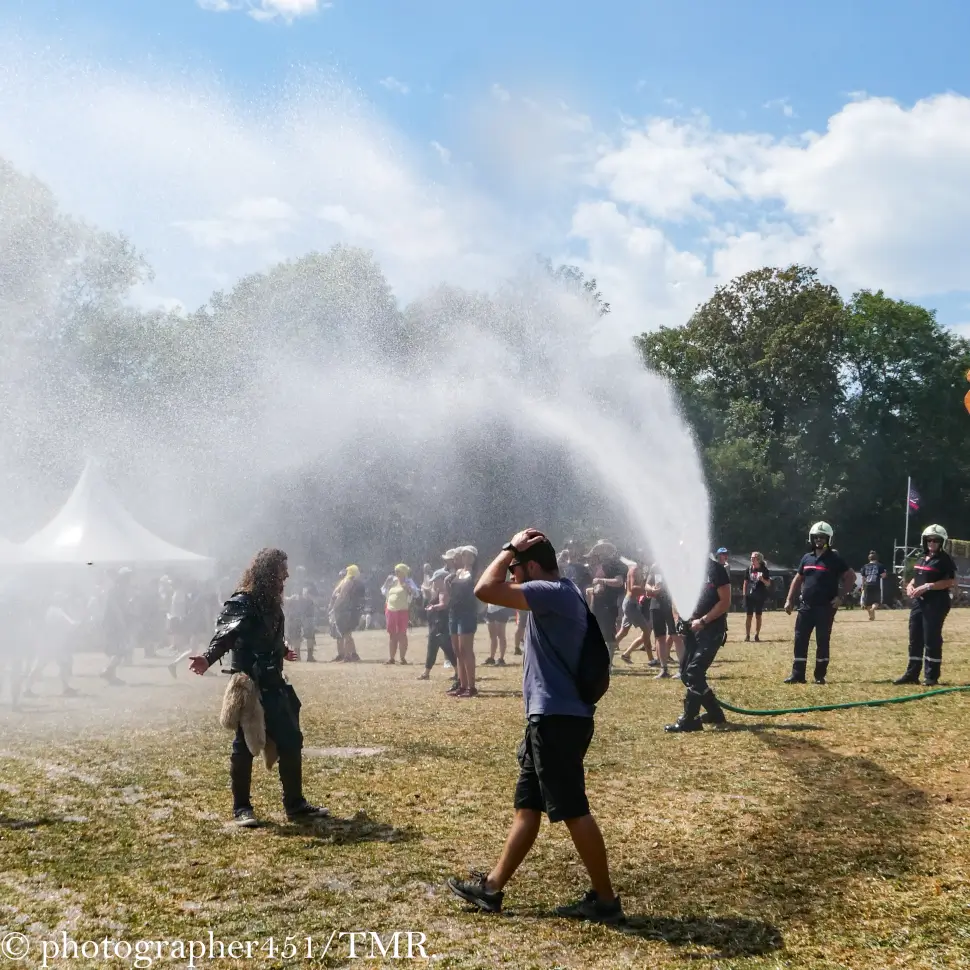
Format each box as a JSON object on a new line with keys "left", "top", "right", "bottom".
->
{"left": 189, "top": 548, "right": 328, "bottom": 828}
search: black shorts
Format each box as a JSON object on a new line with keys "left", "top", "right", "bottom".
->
{"left": 862, "top": 584, "right": 881, "bottom": 607}
{"left": 514, "top": 714, "right": 593, "bottom": 822}
{"left": 651, "top": 608, "right": 675, "bottom": 637}
{"left": 745, "top": 597, "right": 766, "bottom": 617}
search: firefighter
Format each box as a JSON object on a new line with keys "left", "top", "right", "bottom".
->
{"left": 664, "top": 550, "right": 732, "bottom": 732}
{"left": 783, "top": 522, "right": 855, "bottom": 685}
{"left": 894, "top": 524, "right": 956, "bottom": 687}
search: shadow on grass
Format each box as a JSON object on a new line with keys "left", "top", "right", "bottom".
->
{"left": 661, "top": 734, "right": 931, "bottom": 923}
{"left": 616, "top": 913, "right": 783, "bottom": 958}
{"left": 274, "top": 810, "right": 416, "bottom": 846}
{"left": 716, "top": 721, "right": 825, "bottom": 733}
{"left": 0, "top": 814, "right": 57, "bottom": 830}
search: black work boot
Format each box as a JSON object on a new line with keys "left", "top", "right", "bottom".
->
{"left": 230, "top": 753, "right": 258, "bottom": 827}
{"left": 665, "top": 692, "right": 704, "bottom": 733}
{"left": 278, "top": 752, "right": 329, "bottom": 821}
{"left": 784, "top": 669, "right": 806, "bottom": 684}
{"left": 894, "top": 668, "right": 921, "bottom": 686}
{"left": 699, "top": 689, "right": 726, "bottom": 725}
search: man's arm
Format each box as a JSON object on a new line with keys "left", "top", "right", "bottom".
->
{"left": 784, "top": 574, "right": 804, "bottom": 613}
{"left": 840, "top": 568, "right": 856, "bottom": 597}
{"left": 474, "top": 529, "right": 547, "bottom": 610}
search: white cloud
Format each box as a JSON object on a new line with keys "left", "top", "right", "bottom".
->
{"left": 574, "top": 93, "right": 970, "bottom": 324}
{"left": 764, "top": 98, "right": 795, "bottom": 118}
{"left": 430, "top": 140, "right": 451, "bottom": 165}
{"left": 379, "top": 76, "right": 410, "bottom": 95}
{"left": 491, "top": 83, "right": 511, "bottom": 103}
{"left": 197, "top": 0, "right": 328, "bottom": 23}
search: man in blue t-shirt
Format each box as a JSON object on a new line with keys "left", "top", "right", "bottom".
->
{"left": 859, "top": 551, "right": 887, "bottom": 621}
{"left": 783, "top": 521, "right": 856, "bottom": 685}
{"left": 446, "top": 529, "right": 623, "bottom": 926}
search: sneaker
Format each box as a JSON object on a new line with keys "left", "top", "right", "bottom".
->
{"left": 482, "top": 657, "right": 496, "bottom": 666}
{"left": 647, "top": 659, "right": 661, "bottom": 668}
{"left": 286, "top": 802, "right": 329, "bottom": 822}
{"left": 233, "top": 808, "right": 259, "bottom": 828}
{"left": 620, "top": 654, "right": 633, "bottom": 665}
{"left": 555, "top": 890, "right": 624, "bottom": 925}
{"left": 417, "top": 672, "right": 430, "bottom": 681}
{"left": 443, "top": 661, "right": 453, "bottom": 669}
{"left": 654, "top": 669, "right": 670, "bottom": 679}
{"left": 446, "top": 683, "right": 463, "bottom": 696}
{"left": 447, "top": 871, "right": 503, "bottom": 913}
{"left": 495, "top": 659, "right": 507, "bottom": 667}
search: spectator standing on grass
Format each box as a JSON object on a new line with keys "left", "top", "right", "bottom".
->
{"left": 783, "top": 522, "right": 855, "bottom": 685}
{"left": 447, "top": 546, "right": 480, "bottom": 697}
{"left": 447, "top": 530, "right": 623, "bottom": 925}
{"left": 645, "top": 563, "right": 679, "bottom": 678}
{"left": 860, "top": 552, "right": 887, "bottom": 621}
{"left": 894, "top": 525, "right": 956, "bottom": 687}
{"left": 419, "top": 569, "right": 459, "bottom": 687}
{"left": 381, "top": 564, "right": 420, "bottom": 664}
{"left": 484, "top": 601, "right": 513, "bottom": 666}
{"left": 329, "top": 565, "right": 364, "bottom": 662}
{"left": 585, "top": 541, "right": 626, "bottom": 663}
{"left": 743, "top": 552, "right": 772, "bottom": 642}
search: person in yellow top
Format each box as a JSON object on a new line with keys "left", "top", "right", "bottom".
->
{"left": 382, "top": 564, "right": 421, "bottom": 664}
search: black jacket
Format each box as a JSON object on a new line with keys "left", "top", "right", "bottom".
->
{"left": 203, "top": 592, "right": 287, "bottom": 688}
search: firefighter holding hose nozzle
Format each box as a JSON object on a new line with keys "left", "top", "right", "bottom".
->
{"left": 894, "top": 525, "right": 956, "bottom": 688}
{"left": 664, "top": 550, "right": 732, "bottom": 733}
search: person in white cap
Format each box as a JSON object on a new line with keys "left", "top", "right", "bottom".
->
{"left": 447, "top": 546, "right": 480, "bottom": 697}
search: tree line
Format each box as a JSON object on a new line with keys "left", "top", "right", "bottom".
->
{"left": 636, "top": 265, "right": 970, "bottom": 568}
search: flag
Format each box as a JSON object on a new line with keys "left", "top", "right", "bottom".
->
{"left": 908, "top": 483, "right": 921, "bottom": 512}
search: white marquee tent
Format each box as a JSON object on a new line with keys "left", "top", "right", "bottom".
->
{"left": 22, "top": 460, "right": 216, "bottom": 575}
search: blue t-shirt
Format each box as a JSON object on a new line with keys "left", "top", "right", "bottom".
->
{"left": 521, "top": 579, "right": 595, "bottom": 719}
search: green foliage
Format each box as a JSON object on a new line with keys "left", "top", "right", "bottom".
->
{"left": 636, "top": 268, "right": 970, "bottom": 566}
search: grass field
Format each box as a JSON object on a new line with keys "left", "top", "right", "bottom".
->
{"left": 2, "top": 609, "right": 970, "bottom": 969}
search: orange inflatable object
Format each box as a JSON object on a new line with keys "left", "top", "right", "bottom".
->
{"left": 966, "top": 370, "right": 970, "bottom": 414}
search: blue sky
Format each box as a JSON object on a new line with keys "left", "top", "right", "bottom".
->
{"left": 4, "top": 0, "right": 970, "bottom": 334}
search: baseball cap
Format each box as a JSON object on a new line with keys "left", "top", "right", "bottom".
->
{"left": 716, "top": 547, "right": 729, "bottom": 555}
{"left": 431, "top": 568, "right": 449, "bottom": 581}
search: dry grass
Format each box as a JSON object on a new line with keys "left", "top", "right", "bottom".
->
{"left": 2, "top": 609, "right": 970, "bottom": 968}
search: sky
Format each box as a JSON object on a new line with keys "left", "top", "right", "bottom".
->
{"left": 3, "top": 0, "right": 970, "bottom": 340}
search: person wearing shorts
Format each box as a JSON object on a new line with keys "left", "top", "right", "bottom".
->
{"left": 447, "top": 546, "right": 480, "bottom": 697}
{"left": 447, "top": 530, "right": 623, "bottom": 924}
{"left": 484, "top": 603, "right": 514, "bottom": 666}
{"left": 381, "top": 564, "right": 420, "bottom": 664}
{"left": 645, "top": 565, "right": 677, "bottom": 678}
{"left": 859, "top": 552, "right": 887, "bottom": 621}
{"left": 617, "top": 562, "right": 655, "bottom": 665}
{"left": 743, "top": 552, "right": 771, "bottom": 642}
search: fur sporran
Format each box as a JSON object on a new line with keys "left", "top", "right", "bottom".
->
{"left": 219, "top": 672, "right": 278, "bottom": 771}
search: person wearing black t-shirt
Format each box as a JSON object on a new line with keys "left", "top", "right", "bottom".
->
{"left": 783, "top": 521, "right": 855, "bottom": 685}
{"left": 894, "top": 524, "right": 957, "bottom": 687}
{"left": 585, "top": 541, "right": 625, "bottom": 662}
{"left": 664, "top": 554, "right": 732, "bottom": 732}
{"left": 743, "top": 551, "right": 771, "bottom": 642}
{"left": 859, "top": 552, "right": 887, "bottom": 621}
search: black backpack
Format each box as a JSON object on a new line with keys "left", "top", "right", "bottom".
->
{"left": 536, "top": 589, "right": 611, "bottom": 706}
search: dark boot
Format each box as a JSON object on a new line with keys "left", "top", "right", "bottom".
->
{"left": 894, "top": 668, "right": 921, "bottom": 686}
{"left": 665, "top": 692, "right": 704, "bottom": 733}
{"left": 230, "top": 753, "right": 257, "bottom": 826}
{"left": 699, "top": 689, "right": 726, "bottom": 725}
{"left": 278, "top": 751, "right": 328, "bottom": 820}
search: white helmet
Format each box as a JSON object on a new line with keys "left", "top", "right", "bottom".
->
{"left": 922, "top": 524, "right": 948, "bottom": 546}
{"left": 809, "top": 521, "right": 834, "bottom": 542}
